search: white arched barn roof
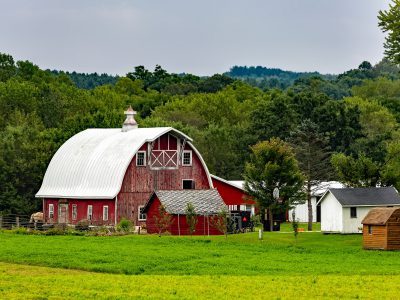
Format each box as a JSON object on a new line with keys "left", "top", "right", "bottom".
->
{"left": 36, "top": 127, "right": 213, "bottom": 199}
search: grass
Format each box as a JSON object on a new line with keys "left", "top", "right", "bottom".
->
{"left": 0, "top": 224, "right": 399, "bottom": 299}
{"left": 2, "top": 262, "right": 400, "bottom": 299}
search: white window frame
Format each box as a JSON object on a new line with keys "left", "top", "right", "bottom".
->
{"left": 136, "top": 151, "right": 146, "bottom": 167}
{"left": 103, "top": 205, "right": 109, "bottom": 221}
{"left": 138, "top": 206, "right": 147, "bottom": 221}
{"left": 49, "top": 204, "right": 54, "bottom": 219}
{"left": 87, "top": 205, "right": 93, "bottom": 221}
{"left": 182, "top": 150, "right": 192, "bottom": 166}
{"left": 72, "top": 204, "right": 77, "bottom": 220}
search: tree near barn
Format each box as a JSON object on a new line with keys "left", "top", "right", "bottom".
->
{"left": 153, "top": 204, "right": 174, "bottom": 237}
{"left": 244, "top": 138, "right": 304, "bottom": 231}
{"left": 185, "top": 202, "right": 198, "bottom": 236}
{"left": 210, "top": 207, "right": 229, "bottom": 238}
{"left": 379, "top": 0, "right": 400, "bottom": 64}
{"left": 289, "top": 120, "right": 333, "bottom": 231}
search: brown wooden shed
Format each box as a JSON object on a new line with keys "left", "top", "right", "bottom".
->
{"left": 362, "top": 207, "right": 400, "bottom": 250}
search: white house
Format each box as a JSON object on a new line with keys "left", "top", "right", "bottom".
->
{"left": 289, "top": 181, "right": 344, "bottom": 223}
{"left": 317, "top": 187, "right": 400, "bottom": 234}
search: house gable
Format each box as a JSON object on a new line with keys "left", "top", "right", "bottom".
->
{"left": 320, "top": 191, "right": 343, "bottom": 232}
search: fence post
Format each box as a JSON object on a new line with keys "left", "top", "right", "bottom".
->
{"left": 34, "top": 221, "right": 37, "bottom": 230}
{"left": 178, "top": 213, "right": 180, "bottom": 236}
{"left": 0, "top": 216, "right": 2, "bottom": 229}
{"left": 16, "top": 216, "right": 20, "bottom": 228}
{"left": 203, "top": 215, "right": 206, "bottom": 236}
{"left": 207, "top": 214, "right": 209, "bottom": 236}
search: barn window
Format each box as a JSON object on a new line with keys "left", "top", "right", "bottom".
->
{"left": 49, "top": 204, "right": 54, "bottom": 219}
{"left": 183, "top": 179, "right": 195, "bottom": 189}
{"left": 350, "top": 207, "right": 357, "bottom": 218}
{"left": 103, "top": 206, "right": 109, "bottom": 221}
{"left": 182, "top": 150, "right": 192, "bottom": 166}
{"left": 138, "top": 206, "right": 146, "bottom": 221}
{"left": 87, "top": 205, "right": 93, "bottom": 221}
{"left": 136, "top": 151, "right": 146, "bottom": 166}
{"left": 72, "top": 204, "right": 77, "bottom": 220}
{"left": 368, "top": 225, "right": 372, "bottom": 235}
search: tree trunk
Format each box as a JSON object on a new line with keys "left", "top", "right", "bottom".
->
{"left": 269, "top": 206, "right": 273, "bottom": 232}
{"left": 307, "top": 180, "right": 313, "bottom": 231}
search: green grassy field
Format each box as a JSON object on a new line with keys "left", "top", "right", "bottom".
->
{"left": 0, "top": 226, "right": 399, "bottom": 299}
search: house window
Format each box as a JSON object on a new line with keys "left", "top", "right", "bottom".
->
{"left": 350, "top": 207, "right": 357, "bottom": 218}
{"left": 49, "top": 204, "right": 54, "bottom": 219}
{"left": 368, "top": 225, "right": 372, "bottom": 235}
{"left": 87, "top": 205, "right": 93, "bottom": 221}
{"left": 138, "top": 206, "right": 146, "bottom": 221}
{"left": 182, "top": 150, "right": 192, "bottom": 166}
{"left": 103, "top": 206, "right": 109, "bottom": 221}
{"left": 72, "top": 204, "right": 77, "bottom": 220}
{"left": 183, "top": 179, "right": 195, "bottom": 189}
{"left": 136, "top": 151, "right": 146, "bottom": 166}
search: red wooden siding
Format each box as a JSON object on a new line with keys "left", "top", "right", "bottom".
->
{"left": 212, "top": 178, "right": 255, "bottom": 206}
{"left": 43, "top": 198, "right": 115, "bottom": 225}
{"left": 117, "top": 133, "right": 211, "bottom": 224}
{"left": 146, "top": 197, "right": 223, "bottom": 235}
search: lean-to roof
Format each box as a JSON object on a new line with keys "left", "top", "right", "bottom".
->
{"left": 145, "top": 189, "right": 226, "bottom": 215}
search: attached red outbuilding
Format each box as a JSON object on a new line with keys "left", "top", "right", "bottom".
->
{"left": 211, "top": 175, "right": 256, "bottom": 215}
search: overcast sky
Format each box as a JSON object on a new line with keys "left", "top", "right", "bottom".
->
{"left": 0, "top": 0, "right": 392, "bottom": 76}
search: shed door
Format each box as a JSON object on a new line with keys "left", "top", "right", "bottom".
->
{"left": 58, "top": 204, "right": 68, "bottom": 224}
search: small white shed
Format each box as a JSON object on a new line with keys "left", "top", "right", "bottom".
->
{"left": 318, "top": 187, "right": 400, "bottom": 234}
{"left": 289, "top": 181, "right": 344, "bottom": 223}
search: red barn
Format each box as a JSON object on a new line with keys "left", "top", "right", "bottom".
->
{"left": 36, "top": 107, "right": 223, "bottom": 226}
{"left": 143, "top": 190, "right": 225, "bottom": 235}
{"left": 211, "top": 175, "right": 256, "bottom": 216}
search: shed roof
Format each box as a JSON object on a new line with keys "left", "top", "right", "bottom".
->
{"left": 362, "top": 207, "right": 400, "bottom": 225}
{"left": 319, "top": 187, "right": 400, "bottom": 207}
{"left": 145, "top": 189, "right": 226, "bottom": 215}
{"left": 36, "top": 127, "right": 196, "bottom": 199}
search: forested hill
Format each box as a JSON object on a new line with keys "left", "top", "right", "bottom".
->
{"left": 2, "top": 51, "right": 400, "bottom": 215}
{"left": 50, "top": 70, "right": 118, "bottom": 89}
{"left": 226, "top": 65, "right": 328, "bottom": 79}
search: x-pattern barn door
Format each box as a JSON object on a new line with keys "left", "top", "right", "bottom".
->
{"left": 150, "top": 150, "right": 178, "bottom": 170}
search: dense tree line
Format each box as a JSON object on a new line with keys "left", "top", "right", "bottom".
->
{"left": 50, "top": 70, "right": 119, "bottom": 89}
{"left": 1, "top": 49, "right": 400, "bottom": 215}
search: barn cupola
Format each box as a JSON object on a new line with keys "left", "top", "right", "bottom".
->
{"left": 122, "top": 105, "right": 138, "bottom": 132}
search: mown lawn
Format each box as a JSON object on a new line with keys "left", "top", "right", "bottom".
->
{"left": 1, "top": 262, "right": 400, "bottom": 299}
{"left": 0, "top": 229, "right": 398, "bottom": 276}
{"left": 0, "top": 228, "right": 399, "bottom": 299}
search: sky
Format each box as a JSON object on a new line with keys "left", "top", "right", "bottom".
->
{"left": 0, "top": 0, "right": 392, "bottom": 76}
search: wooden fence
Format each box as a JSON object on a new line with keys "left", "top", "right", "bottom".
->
{"left": 0, "top": 214, "right": 39, "bottom": 230}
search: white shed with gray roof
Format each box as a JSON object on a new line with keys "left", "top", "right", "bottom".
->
{"left": 317, "top": 187, "right": 400, "bottom": 233}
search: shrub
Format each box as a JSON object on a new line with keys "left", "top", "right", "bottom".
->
{"left": 44, "top": 228, "right": 66, "bottom": 236}
{"left": 10, "top": 228, "right": 29, "bottom": 235}
{"left": 86, "top": 226, "right": 114, "bottom": 236}
{"left": 117, "top": 218, "right": 133, "bottom": 233}
{"left": 76, "top": 219, "right": 90, "bottom": 231}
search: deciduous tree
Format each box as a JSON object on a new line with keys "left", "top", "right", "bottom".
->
{"left": 244, "top": 138, "right": 304, "bottom": 231}
{"left": 185, "top": 202, "right": 197, "bottom": 236}
{"left": 379, "top": 0, "right": 400, "bottom": 64}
